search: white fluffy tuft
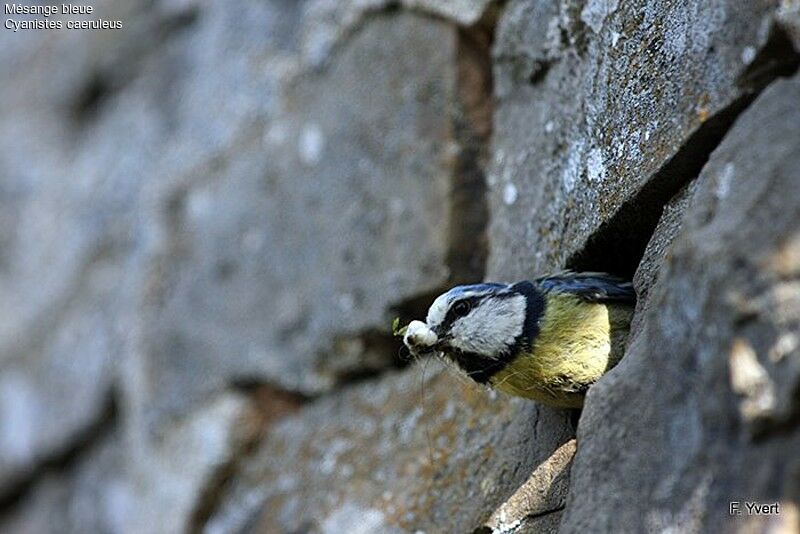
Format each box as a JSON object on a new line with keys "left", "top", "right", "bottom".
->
{"left": 404, "top": 320, "right": 438, "bottom": 350}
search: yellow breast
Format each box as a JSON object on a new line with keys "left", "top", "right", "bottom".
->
{"left": 489, "top": 294, "right": 633, "bottom": 408}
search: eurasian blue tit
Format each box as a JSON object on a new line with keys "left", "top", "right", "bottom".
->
{"left": 403, "top": 272, "right": 635, "bottom": 408}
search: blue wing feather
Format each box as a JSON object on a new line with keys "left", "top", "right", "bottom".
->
{"left": 535, "top": 271, "right": 636, "bottom": 304}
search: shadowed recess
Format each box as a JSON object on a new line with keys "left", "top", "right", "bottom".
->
{"left": 567, "top": 25, "right": 800, "bottom": 280}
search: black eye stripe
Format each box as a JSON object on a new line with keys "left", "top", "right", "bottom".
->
{"left": 440, "top": 296, "right": 482, "bottom": 333}
{"left": 453, "top": 301, "right": 470, "bottom": 316}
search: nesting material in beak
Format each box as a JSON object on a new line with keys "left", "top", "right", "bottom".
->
{"left": 403, "top": 320, "right": 438, "bottom": 354}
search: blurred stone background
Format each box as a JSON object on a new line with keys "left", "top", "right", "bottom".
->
{"left": 0, "top": 1, "right": 799, "bottom": 533}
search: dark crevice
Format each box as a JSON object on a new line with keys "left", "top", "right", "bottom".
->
{"left": 363, "top": 15, "right": 498, "bottom": 378}
{"left": 567, "top": 25, "right": 800, "bottom": 280}
{"left": 328, "top": 328, "right": 412, "bottom": 384}
{"left": 303, "top": 288, "right": 459, "bottom": 390}
{"left": 568, "top": 408, "right": 582, "bottom": 431}
{"left": 525, "top": 504, "right": 567, "bottom": 522}
{"left": 528, "top": 59, "right": 552, "bottom": 85}
{"left": 472, "top": 505, "right": 566, "bottom": 534}
{"left": 188, "top": 460, "right": 242, "bottom": 534}
{"left": 328, "top": 365, "right": 398, "bottom": 385}
{"left": 0, "top": 391, "right": 118, "bottom": 513}
{"left": 448, "top": 19, "right": 494, "bottom": 286}
{"left": 71, "top": 73, "right": 113, "bottom": 121}
{"left": 560, "top": 1, "right": 590, "bottom": 56}
{"left": 188, "top": 384, "right": 303, "bottom": 534}
{"left": 230, "top": 378, "right": 312, "bottom": 404}
{"left": 391, "top": 287, "right": 451, "bottom": 324}
{"left": 737, "top": 24, "right": 800, "bottom": 91}
{"left": 566, "top": 94, "right": 753, "bottom": 278}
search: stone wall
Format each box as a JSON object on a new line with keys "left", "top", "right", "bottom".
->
{"left": 0, "top": 1, "right": 798, "bottom": 533}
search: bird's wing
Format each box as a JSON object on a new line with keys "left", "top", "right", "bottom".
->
{"left": 535, "top": 271, "right": 636, "bottom": 304}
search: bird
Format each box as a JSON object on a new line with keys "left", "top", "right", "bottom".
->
{"left": 402, "top": 272, "right": 636, "bottom": 408}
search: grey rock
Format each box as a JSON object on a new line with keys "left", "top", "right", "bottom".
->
{"left": 631, "top": 179, "right": 698, "bottom": 332}
{"left": 206, "top": 361, "right": 574, "bottom": 534}
{"left": 0, "top": 430, "right": 130, "bottom": 534}
{"left": 561, "top": 75, "right": 800, "bottom": 533}
{"left": 488, "top": 0, "right": 789, "bottom": 280}
{"left": 0, "top": 0, "right": 164, "bottom": 494}
{"left": 128, "top": 392, "right": 259, "bottom": 534}
{"left": 405, "top": 0, "right": 497, "bottom": 25}
{"left": 3, "top": 1, "right": 492, "bottom": 528}
{"left": 0, "top": 392, "right": 266, "bottom": 534}
{"left": 3, "top": 1, "right": 800, "bottom": 533}
{"left": 483, "top": 439, "right": 575, "bottom": 533}
{"left": 0, "top": 0, "right": 305, "bottom": 494}
{"left": 301, "top": 0, "right": 496, "bottom": 67}
{"left": 134, "top": 10, "right": 485, "bottom": 434}
{"left": 777, "top": 1, "right": 800, "bottom": 50}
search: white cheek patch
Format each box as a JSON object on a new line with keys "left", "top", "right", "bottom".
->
{"left": 404, "top": 320, "right": 438, "bottom": 351}
{"left": 449, "top": 295, "right": 526, "bottom": 357}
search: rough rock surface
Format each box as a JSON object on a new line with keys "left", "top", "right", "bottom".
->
{"left": 630, "top": 179, "right": 698, "bottom": 332}
{"left": 562, "top": 75, "right": 800, "bottom": 533}
{"left": 206, "top": 361, "right": 574, "bottom": 534}
{"left": 0, "top": 430, "right": 128, "bottom": 534}
{"left": 1, "top": 0, "right": 489, "bottom": 528}
{"left": 0, "top": 0, "right": 168, "bottom": 494}
{"left": 485, "top": 3, "right": 799, "bottom": 532}
{"left": 301, "top": 0, "right": 496, "bottom": 68}
{"left": 488, "top": 0, "right": 796, "bottom": 280}
{"left": 136, "top": 12, "right": 467, "bottom": 428}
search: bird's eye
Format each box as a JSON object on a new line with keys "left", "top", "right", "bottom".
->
{"left": 453, "top": 301, "right": 471, "bottom": 317}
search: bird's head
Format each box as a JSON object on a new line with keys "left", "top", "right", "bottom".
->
{"left": 403, "top": 282, "right": 540, "bottom": 366}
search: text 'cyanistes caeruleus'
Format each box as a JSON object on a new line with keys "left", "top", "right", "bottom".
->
{"left": 403, "top": 272, "right": 635, "bottom": 408}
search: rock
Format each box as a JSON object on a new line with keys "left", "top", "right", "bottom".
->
{"left": 0, "top": 0, "right": 163, "bottom": 494}
{"left": 127, "top": 392, "right": 262, "bottom": 534}
{"left": 134, "top": 9, "right": 488, "bottom": 436}
{"left": 0, "top": 391, "right": 283, "bottom": 534}
{"left": 483, "top": 439, "right": 575, "bottom": 533}
{"left": 488, "top": 0, "right": 796, "bottom": 281}
{"left": 301, "top": 0, "right": 496, "bottom": 67}
{"left": 631, "top": 179, "right": 699, "bottom": 331}
{"left": 3, "top": 1, "right": 494, "bottom": 529}
{"left": 205, "top": 361, "right": 575, "bottom": 534}
{"left": 0, "top": 0, "right": 305, "bottom": 495}
{"left": 3, "top": 1, "right": 800, "bottom": 533}
{"left": 0, "top": 430, "right": 130, "bottom": 534}
{"left": 777, "top": 0, "right": 800, "bottom": 50}
{"left": 404, "top": 0, "right": 496, "bottom": 25}
{"left": 561, "top": 75, "right": 800, "bottom": 532}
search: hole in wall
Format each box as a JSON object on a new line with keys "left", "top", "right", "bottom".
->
{"left": 567, "top": 25, "right": 800, "bottom": 281}
{"left": 528, "top": 59, "right": 552, "bottom": 84}
{"left": 70, "top": 73, "right": 112, "bottom": 121}
{"left": 738, "top": 24, "right": 800, "bottom": 91}
{"left": 564, "top": 94, "right": 755, "bottom": 280}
